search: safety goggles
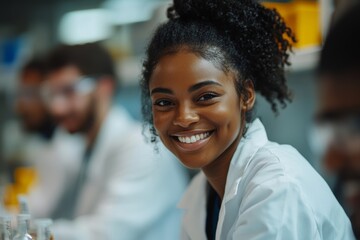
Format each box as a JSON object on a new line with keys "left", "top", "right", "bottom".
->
{"left": 315, "top": 111, "right": 360, "bottom": 152}
{"left": 41, "top": 76, "right": 97, "bottom": 104}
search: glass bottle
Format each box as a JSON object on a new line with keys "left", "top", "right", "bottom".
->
{"left": 35, "top": 219, "right": 53, "bottom": 240}
{"left": 0, "top": 215, "right": 12, "bottom": 240}
{"left": 12, "top": 214, "right": 32, "bottom": 240}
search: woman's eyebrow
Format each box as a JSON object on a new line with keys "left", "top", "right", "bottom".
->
{"left": 188, "top": 80, "right": 222, "bottom": 93}
{"left": 151, "top": 87, "right": 173, "bottom": 95}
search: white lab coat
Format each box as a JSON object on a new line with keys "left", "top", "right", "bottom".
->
{"left": 179, "top": 119, "right": 355, "bottom": 240}
{"left": 52, "top": 107, "right": 188, "bottom": 240}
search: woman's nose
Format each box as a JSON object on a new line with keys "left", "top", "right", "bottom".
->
{"left": 173, "top": 103, "right": 199, "bottom": 128}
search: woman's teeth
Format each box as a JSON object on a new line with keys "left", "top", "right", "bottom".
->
{"left": 177, "top": 132, "right": 210, "bottom": 144}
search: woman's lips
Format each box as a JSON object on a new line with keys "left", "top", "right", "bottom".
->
{"left": 170, "top": 130, "right": 214, "bottom": 152}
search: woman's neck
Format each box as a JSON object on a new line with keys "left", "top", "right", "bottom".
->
{"left": 202, "top": 118, "right": 246, "bottom": 200}
{"left": 202, "top": 134, "right": 242, "bottom": 200}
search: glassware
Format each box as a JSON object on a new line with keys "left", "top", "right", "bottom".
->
{"left": 0, "top": 215, "right": 12, "bottom": 240}
{"left": 12, "top": 214, "right": 32, "bottom": 240}
{"left": 35, "top": 219, "right": 53, "bottom": 240}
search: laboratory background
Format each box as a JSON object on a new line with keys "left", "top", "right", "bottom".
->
{"left": 0, "top": 0, "right": 359, "bottom": 239}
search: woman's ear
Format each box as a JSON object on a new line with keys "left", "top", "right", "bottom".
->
{"left": 241, "top": 79, "right": 256, "bottom": 111}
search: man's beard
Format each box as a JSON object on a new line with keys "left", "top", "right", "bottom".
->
{"left": 22, "top": 112, "right": 56, "bottom": 140}
{"left": 78, "top": 97, "right": 97, "bottom": 134}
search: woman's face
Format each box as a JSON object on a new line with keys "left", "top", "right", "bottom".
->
{"left": 149, "top": 51, "right": 249, "bottom": 169}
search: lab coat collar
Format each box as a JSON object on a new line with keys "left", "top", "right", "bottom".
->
{"left": 178, "top": 119, "right": 269, "bottom": 239}
{"left": 179, "top": 118, "right": 268, "bottom": 207}
{"left": 223, "top": 118, "right": 268, "bottom": 203}
{"left": 87, "top": 106, "right": 134, "bottom": 177}
{"left": 178, "top": 172, "right": 208, "bottom": 239}
{"left": 76, "top": 106, "right": 136, "bottom": 215}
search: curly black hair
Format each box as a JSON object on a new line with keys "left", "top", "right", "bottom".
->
{"left": 141, "top": 0, "right": 296, "bottom": 143}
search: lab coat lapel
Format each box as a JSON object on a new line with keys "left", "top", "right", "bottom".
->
{"left": 74, "top": 122, "right": 108, "bottom": 216}
{"left": 216, "top": 119, "right": 269, "bottom": 240}
{"left": 75, "top": 107, "right": 130, "bottom": 216}
{"left": 178, "top": 119, "right": 269, "bottom": 240}
{"left": 178, "top": 173, "right": 208, "bottom": 240}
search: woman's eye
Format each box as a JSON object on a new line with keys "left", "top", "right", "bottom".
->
{"left": 154, "top": 99, "right": 174, "bottom": 107}
{"left": 198, "top": 93, "right": 218, "bottom": 102}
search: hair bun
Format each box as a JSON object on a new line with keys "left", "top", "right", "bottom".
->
{"left": 167, "top": 0, "right": 196, "bottom": 20}
{"left": 167, "top": 0, "right": 256, "bottom": 26}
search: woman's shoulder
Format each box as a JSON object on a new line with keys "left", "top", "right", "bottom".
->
{"left": 241, "top": 140, "right": 346, "bottom": 216}
{"left": 245, "top": 141, "right": 311, "bottom": 182}
{"left": 234, "top": 141, "right": 353, "bottom": 239}
{"left": 239, "top": 140, "right": 332, "bottom": 205}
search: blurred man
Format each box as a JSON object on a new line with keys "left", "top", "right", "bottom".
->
{"left": 42, "top": 43, "right": 187, "bottom": 240}
{"left": 1, "top": 58, "right": 84, "bottom": 216}
{"left": 3, "top": 58, "right": 55, "bottom": 168}
{"left": 317, "top": 3, "right": 360, "bottom": 237}
{"left": 16, "top": 58, "right": 55, "bottom": 137}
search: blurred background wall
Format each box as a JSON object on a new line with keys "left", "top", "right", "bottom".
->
{"left": 0, "top": 0, "right": 335, "bottom": 179}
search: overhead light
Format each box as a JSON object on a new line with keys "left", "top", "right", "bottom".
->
{"left": 59, "top": 9, "right": 113, "bottom": 44}
{"left": 103, "top": 0, "right": 165, "bottom": 25}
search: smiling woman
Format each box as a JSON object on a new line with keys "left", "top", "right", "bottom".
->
{"left": 149, "top": 52, "right": 248, "bottom": 172}
{"left": 140, "top": 0, "right": 355, "bottom": 239}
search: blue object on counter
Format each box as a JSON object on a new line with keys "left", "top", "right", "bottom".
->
{"left": 1, "top": 37, "right": 22, "bottom": 67}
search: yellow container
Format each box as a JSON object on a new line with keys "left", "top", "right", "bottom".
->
{"left": 263, "top": 0, "right": 321, "bottom": 48}
{"left": 3, "top": 184, "right": 19, "bottom": 212}
{"left": 14, "top": 167, "right": 38, "bottom": 194}
{"left": 2, "top": 167, "right": 38, "bottom": 212}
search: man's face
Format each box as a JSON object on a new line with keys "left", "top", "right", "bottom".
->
{"left": 16, "top": 69, "right": 48, "bottom": 132}
{"left": 317, "top": 72, "right": 360, "bottom": 176}
{"left": 44, "top": 65, "right": 96, "bottom": 134}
